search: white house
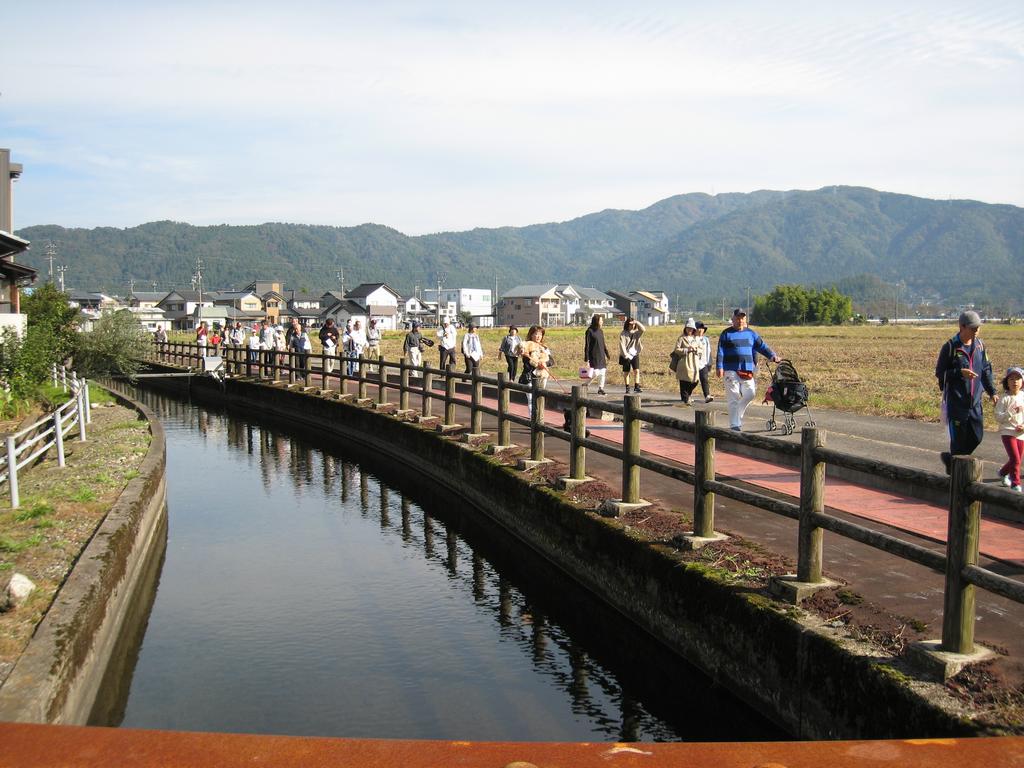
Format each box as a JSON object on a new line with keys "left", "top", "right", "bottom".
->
{"left": 576, "top": 287, "right": 618, "bottom": 323}
{"left": 320, "top": 298, "right": 369, "bottom": 329}
{"left": 345, "top": 283, "right": 402, "bottom": 330}
{"left": 631, "top": 290, "right": 670, "bottom": 326}
{"left": 422, "top": 287, "right": 494, "bottom": 327}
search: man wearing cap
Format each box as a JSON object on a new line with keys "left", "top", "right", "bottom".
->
{"left": 936, "top": 310, "right": 996, "bottom": 473}
{"left": 716, "top": 309, "right": 780, "bottom": 431}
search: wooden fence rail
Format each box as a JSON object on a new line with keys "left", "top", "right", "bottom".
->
{"left": 149, "top": 341, "right": 1023, "bottom": 664}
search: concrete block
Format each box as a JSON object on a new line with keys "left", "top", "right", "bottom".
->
{"left": 461, "top": 432, "right": 492, "bottom": 447}
{"left": 336, "top": 393, "right": 356, "bottom": 403}
{"left": 769, "top": 574, "right": 841, "bottom": 604}
{"left": 557, "top": 476, "right": 595, "bottom": 491}
{"left": 435, "top": 423, "right": 465, "bottom": 435}
{"left": 372, "top": 402, "right": 398, "bottom": 414}
{"left": 674, "top": 531, "right": 730, "bottom": 551}
{"left": 415, "top": 415, "right": 439, "bottom": 426}
{"left": 517, "top": 458, "right": 553, "bottom": 471}
{"left": 354, "top": 398, "right": 374, "bottom": 406}
{"left": 599, "top": 499, "right": 651, "bottom": 518}
{"left": 486, "top": 444, "right": 518, "bottom": 457}
{"left": 907, "top": 640, "right": 997, "bottom": 681}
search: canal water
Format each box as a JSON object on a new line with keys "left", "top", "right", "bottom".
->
{"left": 99, "top": 388, "right": 784, "bottom": 741}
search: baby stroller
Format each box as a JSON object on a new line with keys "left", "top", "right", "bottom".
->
{"left": 763, "top": 360, "right": 815, "bottom": 435}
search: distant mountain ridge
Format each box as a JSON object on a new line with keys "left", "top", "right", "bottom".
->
{"left": 15, "top": 187, "right": 1024, "bottom": 308}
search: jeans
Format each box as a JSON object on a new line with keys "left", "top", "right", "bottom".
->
{"left": 504, "top": 354, "right": 519, "bottom": 381}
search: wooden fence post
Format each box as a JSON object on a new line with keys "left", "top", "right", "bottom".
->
{"left": 496, "top": 372, "right": 510, "bottom": 446}
{"left": 798, "top": 427, "right": 826, "bottom": 583}
{"left": 621, "top": 394, "right": 641, "bottom": 504}
{"left": 693, "top": 409, "right": 716, "bottom": 537}
{"left": 530, "top": 379, "right": 545, "bottom": 462}
{"left": 399, "top": 360, "right": 410, "bottom": 411}
{"left": 444, "top": 368, "right": 457, "bottom": 426}
{"left": 377, "top": 356, "right": 388, "bottom": 406}
{"left": 289, "top": 352, "right": 297, "bottom": 384}
{"left": 570, "top": 385, "right": 586, "bottom": 480}
{"left": 942, "top": 455, "right": 982, "bottom": 654}
{"left": 471, "top": 370, "right": 483, "bottom": 434}
{"left": 358, "top": 355, "right": 368, "bottom": 400}
{"left": 422, "top": 370, "right": 433, "bottom": 418}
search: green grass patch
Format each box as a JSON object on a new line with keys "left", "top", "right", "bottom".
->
{"left": 114, "top": 419, "right": 147, "bottom": 430}
{"left": 87, "top": 385, "right": 116, "bottom": 405}
{"left": 0, "top": 534, "right": 43, "bottom": 553}
{"left": 14, "top": 502, "right": 53, "bottom": 522}
{"left": 66, "top": 487, "right": 97, "bottom": 503}
{"left": 0, "top": 562, "right": 13, "bottom": 571}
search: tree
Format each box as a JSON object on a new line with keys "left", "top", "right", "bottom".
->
{"left": 74, "top": 310, "right": 151, "bottom": 379}
{"left": 753, "top": 285, "right": 852, "bottom": 325}
{"left": 457, "top": 310, "right": 474, "bottom": 328}
{"left": 0, "top": 284, "right": 79, "bottom": 402}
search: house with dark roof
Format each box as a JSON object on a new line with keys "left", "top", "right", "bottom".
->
{"left": 0, "top": 230, "right": 37, "bottom": 337}
{"left": 344, "top": 283, "right": 402, "bottom": 330}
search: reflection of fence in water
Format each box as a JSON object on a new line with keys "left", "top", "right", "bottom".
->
{"left": 129, "top": 386, "right": 682, "bottom": 739}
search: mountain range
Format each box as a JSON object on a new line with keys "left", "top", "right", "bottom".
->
{"left": 15, "top": 186, "right": 1024, "bottom": 309}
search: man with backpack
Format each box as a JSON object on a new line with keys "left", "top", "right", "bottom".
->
{"left": 936, "top": 310, "right": 996, "bottom": 473}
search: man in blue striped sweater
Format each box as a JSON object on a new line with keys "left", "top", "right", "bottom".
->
{"left": 716, "top": 309, "right": 780, "bottom": 431}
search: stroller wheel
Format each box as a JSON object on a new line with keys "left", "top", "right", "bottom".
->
{"left": 766, "top": 419, "right": 776, "bottom": 431}
{"left": 785, "top": 422, "right": 794, "bottom": 435}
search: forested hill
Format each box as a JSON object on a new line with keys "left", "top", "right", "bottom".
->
{"left": 15, "top": 187, "right": 1024, "bottom": 306}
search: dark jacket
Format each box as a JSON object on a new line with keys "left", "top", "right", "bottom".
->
{"left": 936, "top": 333, "right": 995, "bottom": 419}
{"left": 584, "top": 327, "right": 609, "bottom": 369}
{"left": 319, "top": 324, "right": 339, "bottom": 347}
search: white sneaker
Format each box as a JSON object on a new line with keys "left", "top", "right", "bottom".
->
{"left": 1015, "top": 485, "right": 1023, "bottom": 493}
{"left": 1003, "top": 475, "right": 1013, "bottom": 488}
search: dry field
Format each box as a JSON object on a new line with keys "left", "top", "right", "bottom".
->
{"left": 371, "top": 323, "right": 1024, "bottom": 425}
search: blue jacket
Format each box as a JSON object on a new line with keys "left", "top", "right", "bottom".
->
{"left": 935, "top": 333, "right": 995, "bottom": 418}
{"left": 716, "top": 327, "right": 776, "bottom": 373}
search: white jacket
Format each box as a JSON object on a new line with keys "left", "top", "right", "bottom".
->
{"left": 996, "top": 392, "right": 1024, "bottom": 439}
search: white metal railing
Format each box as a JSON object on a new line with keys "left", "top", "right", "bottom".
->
{"left": 0, "top": 366, "right": 90, "bottom": 508}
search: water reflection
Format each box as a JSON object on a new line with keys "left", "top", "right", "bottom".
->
{"left": 108, "top": 386, "right": 783, "bottom": 741}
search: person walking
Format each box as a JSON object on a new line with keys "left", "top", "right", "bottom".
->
{"left": 716, "top": 309, "right": 779, "bottom": 431}
{"left": 695, "top": 321, "right": 714, "bottom": 403}
{"left": 246, "top": 325, "right": 262, "bottom": 375}
{"left": 290, "top": 322, "right": 312, "bottom": 379}
{"left": 936, "top": 310, "right": 996, "bottom": 473}
{"left": 499, "top": 325, "right": 522, "bottom": 381}
{"left": 437, "top": 317, "right": 457, "bottom": 369}
{"left": 319, "top": 318, "right": 340, "bottom": 375}
{"left": 196, "top": 321, "right": 209, "bottom": 357}
{"left": 403, "top": 321, "right": 432, "bottom": 375}
{"left": 995, "top": 366, "right": 1024, "bottom": 492}
{"left": 583, "top": 315, "right": 610, "bottom": 396}
{"left": 349, "top": 320, "right": 368, "bottom": 376}
{"left": 462, "top": 323, "right": 483, "bottom": 374}
{"left": 259, "top": 319, "right": 275, "bottom": 377}
{"left": 521, "top": 324, "right": 551, "bottom": 413}
{"left": 672, "top": 318, "right": 704, "bottom": 404}
{"left": 618, "top": 317, "right": 645, "bottom": 393}
{"left": 366, "top": 318, "right": 382, "bottom": 373}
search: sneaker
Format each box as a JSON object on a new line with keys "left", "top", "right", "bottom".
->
{"left": 1003, "top": 475, "right": 1013, "bottom": 488}
{"left": 633, "top": 385, "right": 642, "bottom": 393}
{"left": 705, "top": 395, "right": 714, "bottom": 403}
{"left": 1014, "top": 485, "right": 1022, "bottom": 493}
{"left": 731, "top": 426, "right": 741, "bottom": 431}
{"left": 597, "top": 388, "right": 606, "bottom": 396}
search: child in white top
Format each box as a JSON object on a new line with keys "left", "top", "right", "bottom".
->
{"left": 995, "top": 366, "right": 1024, "bottom": 491}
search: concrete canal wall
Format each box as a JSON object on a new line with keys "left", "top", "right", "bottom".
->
{"left": 135, "top": 366, "right": 984, "bottom": 739}
{"left": 0, "top": 387, "right": 167, "bottom": 725}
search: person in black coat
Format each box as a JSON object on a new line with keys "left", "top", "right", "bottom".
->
{"left": 584, "top": 314, "right": 610, "bottom": 395}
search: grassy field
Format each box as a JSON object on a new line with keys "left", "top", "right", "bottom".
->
{"left": 173, "top": 323, "right": 1024, "bottom": 424}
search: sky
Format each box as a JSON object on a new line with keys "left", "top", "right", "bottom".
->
{"left": 2, "top": 0, "right": 1022, "bottom": 234}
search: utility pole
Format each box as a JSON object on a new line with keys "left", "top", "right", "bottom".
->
{"left": 45, "top": 242, "right": 57, "bottom": 282}
{"left": 56, "top": 265, "right": 67, "bottom": 293}
{"left": 721, "top": 298, "right": 726, "bottom": 322}
{"left": 435, "top": 271, "right": 446, "bottom": 326}
{"left": 129, "top": 277, "right": 136, "bottom": 294}
{"left": 192, "top": 258, "right": 204, "bottom": 327}
{"left": 336, "top": 268, "right": 345, "bottom": 296}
